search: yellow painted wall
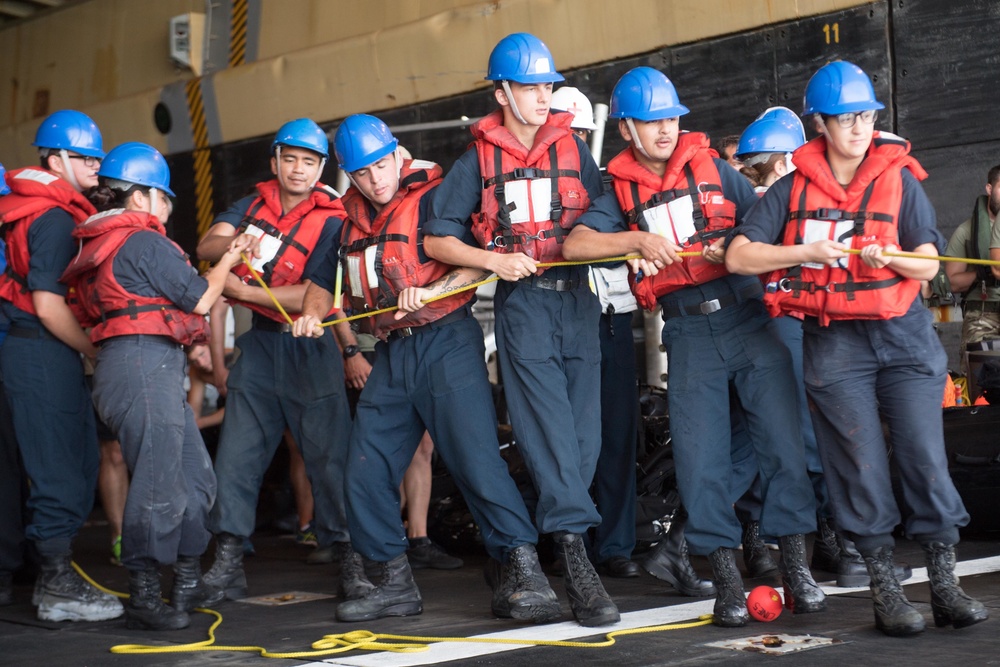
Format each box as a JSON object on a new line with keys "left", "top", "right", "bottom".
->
{"left": 0, "top": 0, "right": 873, "bottom": 164}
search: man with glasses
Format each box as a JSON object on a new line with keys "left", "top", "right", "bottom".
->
{"left": 0, "top": 110, "right": 123, "bottom": 622}
{"left": 561, "top": 67, "right": 822, "bottom": 628}
{"left": 727, "top": 60, "right": 988, "bottom": 637}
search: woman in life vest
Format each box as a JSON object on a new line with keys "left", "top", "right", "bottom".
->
{"left": 62, "top": 142, "right": 252, "bottom": 631}
{"left": 727, "top": 61, "right": 988, "bottom": 637}
{"left": 733, "top": 107, "right": 914, "bottom": 587}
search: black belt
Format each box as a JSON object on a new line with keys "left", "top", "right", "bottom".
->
{"left": 7, "top": 324, "right": 53, "bottom": 340}
{"left": 252, "top": 316, "right": 293, "bottom": 334}
{"left": 521, "top": 275, "right": 581, "bottom": 292}
{"left": 660, "top": 283, "right": 763, "bottom": 320}
{"left": 385, "top": 308, "right": 469, "bottom": 341}
{"left": 965, "top": 301, "right": 1000, "bottom": 313}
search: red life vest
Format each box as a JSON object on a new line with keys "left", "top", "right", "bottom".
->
{"left": 61, "top": 209, "right": 210, "bottom": 345}
{"left": 761, "top": 132, "right": 926, "bottom": 326}
{"left": 469, "top": 110, "right": 589, "bottom": 265}
{"left": 229, "top": 180, "right": 345, "bottom": 322}
{"left": 607, "top": 132, "right": 736, "bottom": 310}
{"left": 339, "top": 159, "right": 474, "bottom": 340}
{"left": 0, "top": 167, "right": 96, "bottom": 315}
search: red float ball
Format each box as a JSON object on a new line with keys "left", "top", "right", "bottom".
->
{"left": 747, "top": 585, "right": 783, "bottom": 622}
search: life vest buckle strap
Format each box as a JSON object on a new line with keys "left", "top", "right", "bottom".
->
{"left": 814, "top": 207, "right": 849, "bottom": 221}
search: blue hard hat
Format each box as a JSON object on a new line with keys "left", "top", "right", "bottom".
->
{"left": 802, "top": 61, "right": 885, "bottom": 116}
{"left": 98, "top": 142, "right": 175, "bottom": 197}
{"left": 485, "top": 33, "right": 564, "bottom": 84}
{"left": 609, "top": 67, "right": 689, "bottom": 121}
{"left": 271, "top": 118, "right": 329, "bottom": 158}
{"left": 735, "top": 107, "right": 806, "bottom": 158}
{"left": 0, "top": 163, "right": 9, "bottom": 196}
{"left": 334, "top": 114, "right": 399, "bottom": 173}
{"left": 32, "top": 110, "right": 105, "bottom": 159}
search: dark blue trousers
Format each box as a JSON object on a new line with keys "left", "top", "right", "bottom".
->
{"left": 734, "top": 315, "right": 830, "bottom": 526}
{"left": 345, "top": 317, "right": 537, "bottom": 562}
{"left": 658, "top": 277, "right": 816, "bottom": 555}
{"left": 212, "top": 327, "right": 352, "bottom": 546}
{"left": 0, "top": 367, "right": 27, "bottom": 574}
{"left": 0, "top": 331, "right": 97, "bottom": 556}
{"left": 802, "top": 302, "right": 968, "bottom": 552}
{"left": 493, "top": 278, "right": 603, "bottom": 535}
{"left": 592, "top": 311, "right": 638, "bottom": 562}
{"left": 92, "top": 336, "right": 216, "bottom": 568}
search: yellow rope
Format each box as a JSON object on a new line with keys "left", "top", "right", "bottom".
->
{"left": 242, "top": 247, "right": 989, "bottom": 329}
{"left": 72, "top": 560, "right": 714, "bottom": 658}
{"left": 108, "top": 610, "right": 713, "bottom": 657}
{"left": 317, "top": 253, "right": 663, "bottom": 327}
{"left": 845, "top": 247, "right": 999, "bottom": 266}
{"left": 240, "top": 254, "right": 294, "bottom": 325}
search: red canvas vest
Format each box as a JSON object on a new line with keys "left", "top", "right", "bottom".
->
{"left": 607, "top": 132, "right": 735, "bottom": 310}
{"left": 61, "top": 209, "right": 209, "bottom": 345}
{"left": 229, "top": 180, "right": 345, "bottom": 322}
{"left": 339, "top": 159, "right": 473, "bottom": 339}
{"left": 470, "top": 110, "right": 589, "bottom": 265}
{"left": 0, "top": 167, "right": 95, "bottom": 315}
{"left": 762, "top": 132, "right": 925, "bottom": 326}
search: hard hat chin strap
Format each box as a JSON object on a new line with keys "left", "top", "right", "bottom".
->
{"left": 502, "top": 81, "right": 528, "bottom": 125}
{"left": 58, "top": 149, "right": 82, "bottom": 192}
{"left": 311, "top": 157, "right": 326, "bottom": 189}
{"left": 625, "top": 119, "right": 652, "bottom": 160}
{"left": 147, "top": 188, "right": 159, "bottom": 217}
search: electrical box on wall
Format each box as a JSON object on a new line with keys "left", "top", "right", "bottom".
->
{"left": 170, "top": 13, "right": 205, "bottom": 76}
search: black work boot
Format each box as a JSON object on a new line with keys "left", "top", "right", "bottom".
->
{"left": 203, "top": 533, "right": 248, "bottom": 600}
{"left": 642, "top": 518, "right": 716, "bottom": 597}
{"left": 837, "top": 534, "right": 912, "bottom": 587}
{"left": 333, "top": 543, "right": 376, "bottom": 601}
{"left": 125, "top": 568, "right": 190, "bottom": 631}
{"left": 490, "top": 544, "right": 561, "bottom": 623}
{"left": 922, "top": 542, "right": 989, "bottom": 629}
{"left": 810, "top": 517, "right": 841, "bottom": 573}
{"left": 707, "top": 547, "right": 748, "bottom": 627}
{"left": 778, "top": 534, "right": 826, "bottom": 613}
{"left": 336, "top": 553, "right": 422, "bottom": 622}
{"left": 553, "top": 532, "right": 619, "bottom": 627}
{"left": 741, "top": 520, "right": 778, "bottom": 578}
{"left": 406, "top": 537, "right": 464, "bottom": 570}
{"left": 862, "top": 546, "right": 925, "bottom": 637}
{"left": 35, "top": 552, "right": 123, "bottom": 622}
{"left": 170, "top": 556, "right": 225, "bottom": 612}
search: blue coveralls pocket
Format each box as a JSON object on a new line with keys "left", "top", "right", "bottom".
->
{"left": 428, "top": 324, "right": 484, "bottom": 398}
{"left": 497, "top": 286, "right": 557, "bottom": 363}
{"left": 289, "top": 333, "right": 345, "bottom": 403}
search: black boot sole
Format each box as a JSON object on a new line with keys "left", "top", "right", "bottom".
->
{"left": 643, "top": 559, "right": 717, "bottom": 597}
{"left": 510, "top": 599, "right": 563, "bottom": 624}
{"left": 574, "top": 607, "right": 620, "bottom": 627}
{"left": 337, "top": 601, "right": 423, "bottom": 622}
{"left": 933, "top": 606, "right": 990, "bottom": 629}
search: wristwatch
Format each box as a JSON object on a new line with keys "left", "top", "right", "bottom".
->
{"left": 342, "top": 345, "right": 360, "bottom": 359}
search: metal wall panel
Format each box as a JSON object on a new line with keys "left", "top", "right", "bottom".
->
{"left": 894, "top": 0, "right": 1000, "bottom": 149}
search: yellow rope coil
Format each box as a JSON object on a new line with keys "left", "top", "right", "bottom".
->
{"left": 72, "top": 561, "right": 714, "bottom": 658}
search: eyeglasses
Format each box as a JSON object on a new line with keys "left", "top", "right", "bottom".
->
{"left": 824, "top": 110, "right": 879, "bottom": 128}
{"left": 67, "top": 155, "right": 102, "bottom": 168}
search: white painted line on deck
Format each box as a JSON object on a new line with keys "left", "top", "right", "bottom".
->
{"left": 304, "top": 555, "right": 1000, "bottom": 667}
